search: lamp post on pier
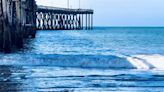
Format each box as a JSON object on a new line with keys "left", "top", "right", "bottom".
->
{"left": 79, "top": 0, "right": 81, "bottom": 9}
{"left": 67, "top": 0, "right": 69, "bottom": 8}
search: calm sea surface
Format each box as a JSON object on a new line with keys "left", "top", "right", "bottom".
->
{"left": 0, "top": 27, "right": 164, "bottom": 92}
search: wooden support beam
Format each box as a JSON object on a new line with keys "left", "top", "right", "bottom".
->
{"left": 91, "top": 14, "right": 93, "bottom": 29}
{"left": 86, "top": 14, "right": 87, "bottom": 30}
{"left": 3, "top": 17, "right": 11, "bottom": 53}
{"left": 69, "top": 14, "right": 71, "bottom": 30}
{"left": 0, "top": 19, "right": 3, "bottom": 51}
{"left": 82, "top": 14, "right": 83, "bottom": 30}
{"left": 0, "top": 0, "right": 3, "bottom": 51}
{"left": 88, "top": 14, "right": 90, "bottom": 30}
{"left": 76, "top": 14, "right": 78, "bottom": 30}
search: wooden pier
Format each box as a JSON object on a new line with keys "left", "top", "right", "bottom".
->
{"left": 0, "top": 0, "right": 36, "bottom": 53}
{"left": 0, "top": 0, "right": 94, "bottom": 53}
{"left": 36, "top": 6, "right": 94, "bottom": 30}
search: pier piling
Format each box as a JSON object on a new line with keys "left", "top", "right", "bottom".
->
{"left": 0, "top": 19, "right": 3, "bottom": 51}
{"left": 0, "top": 0, "right": 36, "bottom": 53}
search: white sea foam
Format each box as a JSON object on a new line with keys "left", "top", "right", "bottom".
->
{"left": 127, "top": 54, "right": 164, "bottom": 70}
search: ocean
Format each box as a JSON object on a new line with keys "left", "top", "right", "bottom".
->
{"left": 0, "top": 27, "right": 164, "bottom": 92}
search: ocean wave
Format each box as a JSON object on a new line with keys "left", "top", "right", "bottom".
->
{"left": 0, "top": 54, "right": 133, "bottom": 69}
{"left": 0, "top": 54, "right": 164, "bottom": 70}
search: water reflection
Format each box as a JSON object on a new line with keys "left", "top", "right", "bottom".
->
{"left": 0, "top": 66, "right": 164, "bottom": 92}
{"left": 0, "top": 66, "right": 36, "bottom": 92}
{"left": 0, "top": 66, "right": 21, "bottom": 91}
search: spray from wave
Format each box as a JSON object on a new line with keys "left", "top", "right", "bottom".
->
{"left": 127, "top": 54, "right": 164, "bottom": 70}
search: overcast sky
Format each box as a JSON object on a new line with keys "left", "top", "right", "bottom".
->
{"left": 36, "top": 0, "right": 164, "bottom": 27}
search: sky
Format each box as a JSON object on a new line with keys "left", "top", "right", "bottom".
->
{"left": 36, "top": 0, "right": 164, "bottom": 27}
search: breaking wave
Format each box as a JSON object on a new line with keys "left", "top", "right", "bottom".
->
{"left": 0, "top": 54, "right": 164, "bottom": 70}
{"left": 127, "top": 54, "right": 164, "bottom": 70}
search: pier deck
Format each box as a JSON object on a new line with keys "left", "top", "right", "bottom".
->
{"left": 38, "top": 6, "right": 93, "bottom": 14}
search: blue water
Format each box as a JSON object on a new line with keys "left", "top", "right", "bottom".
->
{"left": 0, "top": 27, "right": 164, "bottom": 92}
